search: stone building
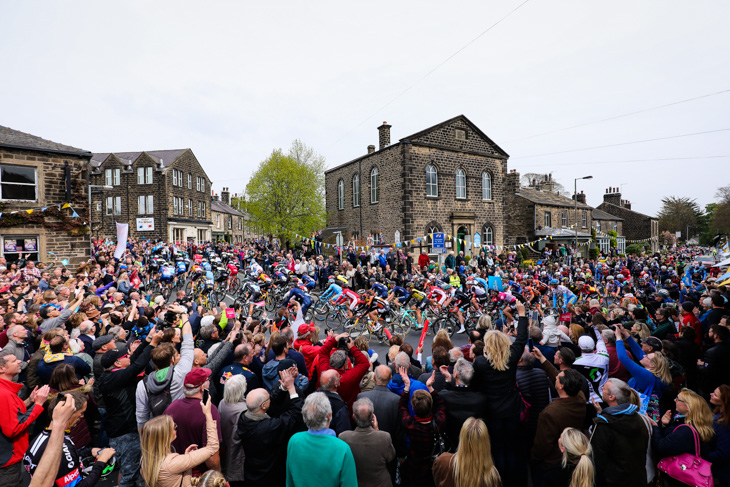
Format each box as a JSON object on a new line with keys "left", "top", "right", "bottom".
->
{"left": 90, "top": 149, "right": 212, "bottom": 243}
{"left": 0, "top": 125, "right": 91, "bottom": 266}
{"left": 591, "top": 208, "right": 626, "bottom": 254}
{"left": 211, "top": 187, "right": 246, "bottom": 243}
{"left": 325, "top": 115, "right": 509, "bottom": 253}
{"left": 505, "top": 173, "right": 595, "bottom": 249}
{"left": 597, "top": 187, "right": 659, "bottom": 252}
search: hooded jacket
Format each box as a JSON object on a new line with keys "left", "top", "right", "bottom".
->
{"left": 0, "top": 379, "right": 44, "bottom": 468}
{"left": 262, "top": 359, "right": 309, "bottom": 393}
{"left": 590, "top": 403, "right": 649, "bottom": 487}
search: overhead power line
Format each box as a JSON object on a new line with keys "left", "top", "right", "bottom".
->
{"left": 328, "top": 0, "right": 532, "bottom": 150}
{"left": 514, "top": 155, "right": 730, "bottom": 169}
{"left": 512, "top": 128, "right": 730, "bottom": 159}
{"left": 507, "top": 88, "right": 730, "bottom": 142}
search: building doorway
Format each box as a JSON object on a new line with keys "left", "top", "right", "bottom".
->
{"left": 457, "top": 226, "right": 467, "bottom": 254}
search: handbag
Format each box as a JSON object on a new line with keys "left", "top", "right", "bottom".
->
{"left": 657, "top": 424, "right": 713, "bottom": 486}
{"left": 430, "top": 419, "right": 448, "bottom": 461}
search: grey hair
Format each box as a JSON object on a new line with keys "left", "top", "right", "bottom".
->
{"left": 476, "top": 313, "right": 493, "bottom": 330}
{"left": 0, "top": 351, "right": 14, "bottom": 369}
{"left": 79, "top": 322, "right": 93, "bottom": 334}
{"left": 108, "top": 325, "right": 124, "bottom": 340}
{"left": 280, "top": 327, "right": 294, "bottom": 343}
{"left": 520, "top": 347, "right": 535, "bottom": 366}
{"left": 302, "top": 392, "right": 331, "bottom": 431}
{"left": 329, "top": 350, "right": 347, "bottom": 369}
{"left": 70, "top": 328, "right": 81, "bottom": 339}
{"left": 353, "top": 397, "right": 374, "bottom": 428}
{"left": 453, "top": 358, "right": 474, "bottom": 385}
{"left": 529, "top": 326, "right": 543, "bottom": 341}
{"left": 605, "top": 378, "right": 631, "bottom": 404}
{"left": 183, "top": 385, "right": 202, "bottom": 397}
{"left": 7, "top": 324, "right": 24, "bottom": 339}
{"left": 199, "top": 324, "right": 216, "bottom": 340}
{"left": 448, "top": 347, "right": 463, "bottom": 363}
{"left": 223, "top": 375, "right": 247, "bottom": 405}
{"left": 394, "top": 351, "right": 410, "bottom": 369}
{"left": 601, "top": 329, "right": 616, "bottom": 346}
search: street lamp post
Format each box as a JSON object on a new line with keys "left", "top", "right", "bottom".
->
{"left": 574, "top": 176, "right": 593, "bottom": 256}
{"left": 89, "top": 184, "right": 113, "bottom": 246}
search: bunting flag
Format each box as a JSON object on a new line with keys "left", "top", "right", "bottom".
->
{"left": 0, "top": 203, "right": 83, "bottom": 223}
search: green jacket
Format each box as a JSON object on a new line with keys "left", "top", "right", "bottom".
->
{"left": 286, "top": 430, "right": 357, "bottom": 487}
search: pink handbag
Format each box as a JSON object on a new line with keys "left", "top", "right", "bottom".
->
{"left": 657, "top": 424, "right": 713, "bottom": 486}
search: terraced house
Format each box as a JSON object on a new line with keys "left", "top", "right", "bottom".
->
{"left": 90, "top": 149, "right": 212, "bottom": 243}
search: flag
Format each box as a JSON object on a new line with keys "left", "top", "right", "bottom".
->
{"left": 114, "top": 223, "right": 129, "bottom": 260}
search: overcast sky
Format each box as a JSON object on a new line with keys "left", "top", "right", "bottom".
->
{"left": 2, "top": 1, "right": 729, "bottom": 216}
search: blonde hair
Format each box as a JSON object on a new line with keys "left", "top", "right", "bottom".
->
{"left": 140, "top": 415, "right": 175, "bottom": 487}
{"left": 452, "top": 417, "right": 501, "bottom": 487}
{"left": 388, "top": 345, "right": 400, "bottom": 363}
{"left": 678, "top": 389, "right": 715, "bottom": 443}
{"left": 560, "top": 427, "right": 594, "bottom": 487}
{"left": 633, "top": 323, "right": 651, "bottom": 339}
{"left": 483, "top": 330, "right": 512, "bottom": 371}
{"left": 477, "top": 313, "right": 493, "bottom": 330}
{"left": 649, "top": 352, "right": 672, "bottom": 385}
{"left": 433, "top": 329, "right": 454, "bottom": 351}
{"left": 569, "top": 325, "right": 585, "bottom": 344}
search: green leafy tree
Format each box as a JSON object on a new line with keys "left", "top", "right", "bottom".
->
{"left": 711, "top": 185, "right": 730, "bottom": 235}
{"left": 657, "top": 196, "right": 703, "bottom": 240}
{"left": 244, "top": 141, "right": 326, "bottom": 240}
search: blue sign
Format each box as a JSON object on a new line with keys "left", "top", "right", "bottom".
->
{"left": 473, "top": 232, "right": 481, "bottom": 247}
{"left": 433, "top": 233, "right": 445, "bottom": 248}
{"left": 488, "top": 276, "right": 504, "bottom": 292}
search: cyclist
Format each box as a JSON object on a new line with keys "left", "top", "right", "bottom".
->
{"left": 370, "top": 278, "right": 389, "bottom": 299}
{"left": 362, "top": 289, "right": 387, "bottom": 332}
{"left": 467, "top": 275, "right": 488, "bottom": 311}
{"left": 225, "top": 259, "right": 239, "bottom": 289}
{"left": 174, "top": 256, "right": 188, "bottom": 281}
{"left": 335, "top": 280, "right": 361, "bottom": 319}
{"left": 279, "top": 285, "right": 312, "bottom": 316}
{"left": 404, "top": 282, "right": 428, "bottom": 328}
{"left": 320, "top": 276, "right": 343, "bottom": 303}
{"left": 386, "top": 280, "right": 410, "bottom": 306}
{"left": 159, "top": 262, "right": 175, "bottom": 291}
{"left": 428, "top": 279, "right": 453, "bottom": 310}
{"left": 301, "top": 273, "right": 317, "bottom": 291}
{"left": 547, "top": 279, "right": 577, "bottom": 310}
{"left": 452, "top": 286, "right": 471, "bottom": 334}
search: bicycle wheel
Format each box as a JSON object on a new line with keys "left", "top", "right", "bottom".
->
{"left": 398, "top": 312, "right": 417, "bottom": 337}
{"left": 327, "top": 309, "right": 343, "bottom": 332}
{"left": 312, "top": 301, "right": 330, "bottom": 322}
{"left": 265, "top": 293, "right": 277, "bottom": 312}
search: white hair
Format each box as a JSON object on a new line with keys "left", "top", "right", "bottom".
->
{"left": 302, "top": 392, "right": 331, "bottom": 431}
{"left": 223, "top": 375, "right": 247, "bottom": 405}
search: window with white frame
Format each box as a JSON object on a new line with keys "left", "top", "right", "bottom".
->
{"left": 188, "top": 199, "right": 193, "bottom": 217}
{"left": 113, "top": 169, "right": 120, "bottom": 186}
{"left": 352, "top": 174, "right": 360, "bottom": 207}
{"left": 216, "top": 214, "right": 220, "bottom": 228}
{"left": 426, "top": 165, "right": 438, "bottom": 197}
{"left": 196, "top": 176, "right": 201, "bottom": 191}
{"left": 106, "top": 196, "right": 113, "bottom": 215}
{"left": 614, "top": 221, "right": 618, "bottom": 232}
{"left": 455, "top": 169, "right": 466, "bottom": 199}
{"left": 484, "top": 225, "right": 494, "bottom": 245}
{"left": 370, "top": 167, "right": 379, "bottom": 203}
{"left": 173, "top": 170, "right": 178, "bottom": 186}
{"left": 201, "top": 178, "right": 205, "bottom": 193}
{"left": 228, "top": 215, "right": 232, "bottom": 230}
{"left": 1, "top": 235, "right": 39, "bottom": 262}
{"left": 0, "top": 164, "right": 37, "bottom": 201}
{"left": 188, "top": 173, "right": 192, "bottom": 189}
{"left": 481, "top": 171, "right": 492, "bottom": 200}
{"left": 561, "top": 210, "right": 567, "bottom": 227}
{"left": 337, "top": 180, "right": 344, "bottom": 210}
{"left": 238, "top": 218, "right": 242, "bottom": 230}
{"left": 105, "top": 169, "right": 112, "bottom": 186}
{"left": 582, "top": 211, "right": 588, "bottom": 228}
{"left": 137, "top": 168, "right": 145, "bottom": 185}
{"left": 138, "top": 195, "right": 153, "bottom": 214}
{"left": 114, "top": 196, "right": 121, "bottom": 215}
{"left": 137, "top": 167, "right": 153, "bottom": 185}
{"left": 544, "top": 212, "right": 552, "bottom": 228}
{"left": 173, "top": 197, "right": 179, "bottom": 215}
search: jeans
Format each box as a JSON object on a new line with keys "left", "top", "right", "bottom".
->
{"left": 109, "top": 432, "right": 141, "bottom": 487}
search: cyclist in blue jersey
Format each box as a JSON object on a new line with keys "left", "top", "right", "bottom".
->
{"left": 280, "top": 286, "right": 312, "bottom": 315}
{"left": 159, "top": 263, "right": 174, "bottom": 284}
{"left": 548, "top": 279, "right": 577, "bottom": 309}
{"left": 370, "top": 278, "right": 388, "bottom": 299}
{"left": 320, "top": 276, "right": 343, "bottom": 302}
{"left": 301, "top": 274, "right": 316, "bottom": 290}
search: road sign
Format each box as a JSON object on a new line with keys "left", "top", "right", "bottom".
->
{"left": 433, "top": 233, "right": 445, "bottom": 248}
{"left": 473, "top": 232, "right": 481, "bottom": 247}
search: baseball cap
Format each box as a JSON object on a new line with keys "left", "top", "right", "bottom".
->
{"left": 296, "top": 323, "right": 316, "bottom": 340}
{"left": 92, "top": 334, "right": 114, "bottom": 352}
{"left": 277, "top": 358, "right": 297, "bottom": 372}
{"left": 184, "top": 368, "right": 212, "bottom": 388}
{"left": 578, "top": 336, "right": 595, "bottom": 351}
{"left": 101, "top": 348, "right": 127, "bottom": 368}
{"left": 641, "top": 336, "right": 663, "bottom": 352}
{"left": 200, "top": 315, "right": 215, "bottom": 328}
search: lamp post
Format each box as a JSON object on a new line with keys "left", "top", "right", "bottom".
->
{"left": 574, "top": 176, "right": 592, "bottom": 256}
{"left": 89, "top": 184, "right": 113, "bottom": 245}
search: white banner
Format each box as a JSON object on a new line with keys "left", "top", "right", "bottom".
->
{"left": 114, "top": 223, "right": 129, "bottom": 260}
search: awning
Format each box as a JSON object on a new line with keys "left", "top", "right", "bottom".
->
{"left": 712, "top": 257, "right": 730, "bottom": 268}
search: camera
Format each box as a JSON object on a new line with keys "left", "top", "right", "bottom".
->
{"left": 163, "top": 310, "right": 179, "bottom": 328}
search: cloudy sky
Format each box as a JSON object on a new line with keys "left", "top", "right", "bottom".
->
{"left": 2, "top": 1, "right": 729, "bottom": 215}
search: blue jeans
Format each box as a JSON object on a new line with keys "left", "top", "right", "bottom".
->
{"left": 109, "top": 432, "right": 141, "bottom": 487}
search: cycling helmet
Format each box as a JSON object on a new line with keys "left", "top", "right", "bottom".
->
{"left": 405, "top": 282, "right": 414, "bottom": 289}
{"left": 657, "top": 289, "right": 669, "bottom": 298}
{"left": 439, "top": 281, "right": 451, "bottom": 290}
{"left": 327, "top": 276, "right": 335, "bottom": 284}
{"left": 336, "top": 276, "right": 348, "bottom": 286}
{"left": 258, "top": 273, "right": 271, "bottom": 282}
{"left": 549, "top": 279, "right": 559, "bottom": 285}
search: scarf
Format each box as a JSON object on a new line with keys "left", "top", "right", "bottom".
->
{"left": 44, "top": 351, "right": 69, "bottom": 363}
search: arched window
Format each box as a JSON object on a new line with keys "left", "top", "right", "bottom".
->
{"left": 352, "top": 173, "right": 360, "bottom": 207}
{"left": 484, "top": 225, "right": 494, "bottom": 245}
{"left": 337, "top": 179, "right": 344, "bottom": 210}
{"left": 426, "top": 164, "right": 438, "bottom": 197}
{"left": 482, "top": 171, "right": 492, "bottom": 200}
{"left": 426, "top": 221, "right": 442, "bottom": 235}
{"left": 455, "top": 169, "right": 466, "bottom": 199}
{"left": 370, "top": 167, "right": 379, "bottom": 203}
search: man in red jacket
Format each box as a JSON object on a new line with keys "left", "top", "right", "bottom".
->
{"left": 0, "top": 352, "right": 49, "bottom": 484}
{"left": 317, "top": 333, "right": 369, "bottom": 409}
{"left": 418, "top": 251, "right": 430, "bottom": 271}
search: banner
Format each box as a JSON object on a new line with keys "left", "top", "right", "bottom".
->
{"left": 114, "top": 223, "right": 129, "bottom": 260}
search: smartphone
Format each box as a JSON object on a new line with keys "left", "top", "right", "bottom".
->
{"left": 530, "top": 310, "right": 539, "bottom": 322}
{"left": 528, "top": 338, "right": 535, "bottom": 352}
{"left": 202, "top": 389, "right": 210, "bottom": 404}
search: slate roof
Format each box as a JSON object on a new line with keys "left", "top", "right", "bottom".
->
{"left": 515, "top": 187, "right": 592, "bottom": 209}
{"left": 536, "top": 228, "right": 593, "bottom": 238}
{"left": 598, "top": 201, "right": 656, "bottom": 220}
{"left": 591, "top": 208, "right": 623, "bottom": 221}
{"left": 400, "top": 114, "right": 509, "bottom": 157}
{"left": 90, "top": 149, "right": 188, "bottom": 168}
{"left": 211, "top": 200, "right": 245, "bottom": 216}
{"left": 0, "top": 125, "right": 91, "bottom": 157}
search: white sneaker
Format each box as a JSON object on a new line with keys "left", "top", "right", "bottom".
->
{"left": 457, "top": 326, "right": 466, "bottom": 334}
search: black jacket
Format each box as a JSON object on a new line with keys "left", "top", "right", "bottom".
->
{"left": 472, "top": 315, "right": 528, "bottom": 419}
{"left": 318, "top": 389, "right": 351, "bottom": 435}
{"left": 98, "top": 340, "right": 153, "bottom": 438}
{"left": 700, "top": 341, "right": 730, "bottom": 395}
{"left": 439, "top": 385, "right": 487, "bottom": 451}
{"left": 516, "top": 364, "right": 552, "bottom": 437}
{"left": 237, "top": 394, "right": 304, "bottom": 487}
{"left": 590, "top": 403, "right": 649, "bottom": 487}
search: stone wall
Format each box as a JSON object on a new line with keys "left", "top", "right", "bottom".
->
{"left": 1, "top": 148, "right": 90, "bottom": 267}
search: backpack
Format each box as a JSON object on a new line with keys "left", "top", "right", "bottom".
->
{"left": 145, "top": 367, "right": 175, "bottom": 416}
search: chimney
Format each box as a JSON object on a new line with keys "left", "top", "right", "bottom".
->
{"left": 213, "top": 193, "right": 219, "bottom": 202}
{"left": 573, "top": 190, "right": 587, "bottom": 204}
{"left": 378, "top": 121, "right": 391, "bottom": 150}
{"left": 505, "top": 170, "right": 520, "bottom": 195}
{"left": 622, "top": 199, "right": 632, "bottom": 210}
{"left": 367, "top": 144, "right": 376, "bottom": 154}
{"left": 221, "top": 187, "right": 230, "bottom": 205}
{"left": 603, "top": 187, "right": 622, "bottom": 207}
{"left": 537, "top": 173, "right": 556, "bottom": 193}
